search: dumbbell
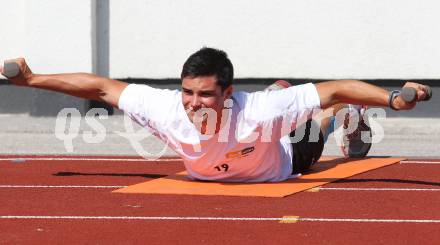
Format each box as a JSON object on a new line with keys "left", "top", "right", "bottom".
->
{"left": 2, "top": 61, "right": 20, "bottom": 79}
{"left": 401, "top": 86, "right": 432, "bottom": 102}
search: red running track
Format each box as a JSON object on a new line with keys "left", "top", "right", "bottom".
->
{"left": 0, "top": 155, "right": 439, "bottom": 244}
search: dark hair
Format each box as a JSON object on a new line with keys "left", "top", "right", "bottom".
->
{"left": 181, "top": 47, "right": 234, "bottom": 91}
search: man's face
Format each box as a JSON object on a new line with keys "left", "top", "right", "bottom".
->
{"left": 181, "top": 75, "right": 232, "bottom": 124}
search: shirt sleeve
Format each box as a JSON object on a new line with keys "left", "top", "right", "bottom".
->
{"left": 118, "top": 84, "right": 180, "bottom": 128}
{"left": 237, "top": 83, "right": 321, "bottom": 139}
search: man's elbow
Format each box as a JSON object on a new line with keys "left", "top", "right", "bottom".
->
{"left": 315, "top": 81, "right": 340, "bottom": 109}
{"left": 96, "top": 78, "right": 127, "bottom": 107}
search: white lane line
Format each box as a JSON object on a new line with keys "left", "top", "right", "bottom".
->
{"left": 318, "top": 187, "right": 440, "bottom": 192}
{"left": 0, "top": 157, "right": 180, "bottom": 162}
{"left": 297, "top": 218, "right": 440, "bottom": 223}
{"left": 0, "top": 215, "right": 439, "bottom": 223}
{"left": 0, "top": 185, "right": 126, "bottom": 189}
{"left": 401, "top": 160, "right": 440, "bottom": 164}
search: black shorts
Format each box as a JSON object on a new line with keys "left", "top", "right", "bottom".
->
{"left": 290, "top": 119, "right": 324, "bottom": 174}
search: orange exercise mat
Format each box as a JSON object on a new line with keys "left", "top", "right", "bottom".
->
{"left": 113, "top": 157, "right": 404, "bottom": 197}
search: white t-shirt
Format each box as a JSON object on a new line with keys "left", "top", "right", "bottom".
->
{"left": 118, "top": 83, "right": 321, "bottom": 182}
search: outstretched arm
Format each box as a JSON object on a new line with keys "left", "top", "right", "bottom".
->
{"left": 0, "top": 58, "right": 128, "bottom": 108}
{"left": 315, "top": 80, "right": 430, "bottom": 110}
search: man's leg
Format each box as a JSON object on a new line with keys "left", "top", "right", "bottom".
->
{"left": 266, "top": 81, "right": 372, "bottom": 174}
{"left": 264, "top": 80, "right": 292, "bottom": 91}
{"left": 290, "top": 119, "right": 324, "bottom": 174}
{"left": 319, "top": 104, "right": 372, "bottom": 158}
{"left": 339, "top": 105, "right": 372, "bottom": 158}
{"left": 319, "top": 103, "right": 346, "bottom": 143}
{"left": 290, "top": 103, "right": 372, "bottom": 174}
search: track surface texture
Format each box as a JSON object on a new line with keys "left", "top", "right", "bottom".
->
{"left": 0, "top": 155, "right": 439, "bottom": 244}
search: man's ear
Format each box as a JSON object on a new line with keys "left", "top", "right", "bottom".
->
{"left": 223, "top": 85, "right": 233, "bottom": 99}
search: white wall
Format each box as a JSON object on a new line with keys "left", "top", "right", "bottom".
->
{"left": 0, "top": 0, "right": 92, "bottom": 74}
{"left": 1, "top": 0, "right": 439, "bottom": 79}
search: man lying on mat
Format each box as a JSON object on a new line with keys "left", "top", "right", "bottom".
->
{"left": 1, "top": 47, "right": 431, "bottom": 182}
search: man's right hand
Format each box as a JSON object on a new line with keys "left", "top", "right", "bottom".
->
{"left": 0, "top": 58, "right": 34, "bottom": 86}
